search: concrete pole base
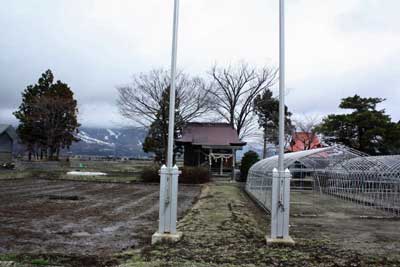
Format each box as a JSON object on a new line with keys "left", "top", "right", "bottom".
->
{"left": 266, "top": 236, "right": 295, "bottom": 246}
{"left": 151, "top": 232, "right": 183, "bottom": 245}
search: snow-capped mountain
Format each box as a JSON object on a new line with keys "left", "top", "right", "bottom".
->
{"left": 77, "top": 130, "right": 115, "bottom": 147}
{"left": 70, "top": 127, "right": 148, "bottom": 157}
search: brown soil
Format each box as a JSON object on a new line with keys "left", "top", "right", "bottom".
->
{"left": 0, "top": 179, "right": 200, "bottom": 266}
{"left": 290, "top": 191, "right": 400, "bottom": 256}
{"left": 121, "top": 184, "right": 400, "bottom": 267}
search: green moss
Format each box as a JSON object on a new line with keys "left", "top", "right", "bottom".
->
{"left": 0, "top": 254, "right": 18, "bottom": 262}
{"left": 30, "top": 258, "right": 49, "bottom": 266}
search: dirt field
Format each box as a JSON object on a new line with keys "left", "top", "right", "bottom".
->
{"left": 290, "top": 191, "right": 400, "bottom": 256}
{"left": 0, "top": 179, "right": 200, "bottom": 266}
{"left": 121, "top": 184, "right": 400, "bottom": 267}
{"left": 2, "top": 179, "right": 400, "bottom": 267}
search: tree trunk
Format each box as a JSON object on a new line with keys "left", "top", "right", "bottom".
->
{"left": 48, "top": 147, "right": 55, "bottom": 161}
{"left": 263, "top": 126, "right": 268, "bottom": 159}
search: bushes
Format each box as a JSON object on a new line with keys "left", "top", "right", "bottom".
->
{"left": 140, "top": 164, "right": 161, "bottom": 183}
{"left": 239, "top": 151, "right": 260, "bottom": 182}
{"left": 180, "top": 166, "right": 210, "bottom": 184}
{"left": 140, "top": 165, "right": 210, "bottom": 184}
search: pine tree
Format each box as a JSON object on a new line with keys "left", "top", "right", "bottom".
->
{"left": 318, "top": 95, "right": 400, "bottom": 155}
{"left": 14, "top": 70, "right": 80, "bottom": 160}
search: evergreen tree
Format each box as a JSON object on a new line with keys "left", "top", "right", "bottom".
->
{"left": 240, "top": 150, "right": 260, "bottom": 182}
{"left": 142, "top": 87, "right": 184, "bottom": 163}
{"left": 14, "top": 70, "right": 80, "bottom": 160}
{"left": 253, "top": 89, "right": 293, "bottom": 158}
{"left": 318, "top": 95, "right": 400, "bottom": 155}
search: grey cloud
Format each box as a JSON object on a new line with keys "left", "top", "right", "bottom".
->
{"left": 0, "top": 0, "right": 399, "bottom": 127}
{"left": 336, "top": 0, "right": 400, "bottom": 33}
{"left": 288, "top": 55, "right": 400, "bottom": 121}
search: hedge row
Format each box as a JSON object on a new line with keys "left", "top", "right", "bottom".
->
{"left": 140, "top": 165, "right": 210, "bottom": 184}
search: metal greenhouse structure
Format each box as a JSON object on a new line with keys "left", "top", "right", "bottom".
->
{"left": 246, "top": 146, "right": 400, "bottom": 216}
{"left": 316, "top": 155, "right": 400, "bottom": 216}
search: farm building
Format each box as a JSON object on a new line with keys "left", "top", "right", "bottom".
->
{"left": 176, "top": 122, "right": 246, "bottom": 175}
{"left": 287, "top": 132, "right": 323, "bottom": 152}
{"left": 0, "top": 124, "right": 17, "bottom": 164}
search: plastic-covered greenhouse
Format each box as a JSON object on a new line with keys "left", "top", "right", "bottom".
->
{"left": 245, "top": 146, "right": 400, "bottom": 216}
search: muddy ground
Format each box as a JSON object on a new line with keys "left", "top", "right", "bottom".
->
{"left": 0, "top": 179, "right": 200, "bottom": 266}
{"left": 290, "top": 191, "right": 400, "bottom": 257}
{"left": 2, "top": 179, "right": 400, "bottom": 267}
{"left": 121, "top": 184, "right": 400, "bottom": 267}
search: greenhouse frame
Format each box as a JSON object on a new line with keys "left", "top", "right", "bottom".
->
{"left": 246, "top": 146, "right": 400, "bottom": 216}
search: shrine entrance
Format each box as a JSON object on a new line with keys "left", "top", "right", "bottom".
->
{"left": 153, "top": 0, "right": 292, "bottom": 245}
{"left": 176, "top": 122, "right": 246, "bottom": 177}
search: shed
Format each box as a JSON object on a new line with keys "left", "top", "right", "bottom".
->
{"left": 176, "top": 122, "right": 246, "bottom": 175}
{"left": 0, "top": 124, "right": 17, "bottom": 164}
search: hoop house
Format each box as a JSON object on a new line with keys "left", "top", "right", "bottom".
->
{"left": 316, "top": 155, "right": 400, "bottom": 216}
{"left": 245, "top": 146, "right": 363, "bottom": 212}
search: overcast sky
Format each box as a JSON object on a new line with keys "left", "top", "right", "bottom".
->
{"left": 1, "top": 0, "right": 399, "bottom": 128}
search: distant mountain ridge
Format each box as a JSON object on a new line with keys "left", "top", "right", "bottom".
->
{"left": 12, "top": 125, "right": 267, "bottom": 159}
{"left": 71, "top": 127, "right": 270, "bottom": 159}
{"left": 70, "top": 127, "right": 149, "bottom": 157}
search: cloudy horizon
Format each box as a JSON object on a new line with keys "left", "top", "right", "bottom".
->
{"left": 1, "top": 0, "right": 399, "bottom": 129}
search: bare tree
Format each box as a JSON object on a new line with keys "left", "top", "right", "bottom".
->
{"left": 209, "top": 63, "right": 278, "bottom": 139}
{"left": 292, "top": 115, "right": 321, "bottom": 151}
{"left": 117, "top": 69, "right": 213, "bottom": 127}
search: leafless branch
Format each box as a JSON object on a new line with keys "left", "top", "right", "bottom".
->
{"left": 209, "top": 62, "right": 278, "bottom": 140}
{"left": 117, "top": 69, "right": 214, "bottom": 127}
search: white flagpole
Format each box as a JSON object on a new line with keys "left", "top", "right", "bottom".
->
{"left": 270, "top": 0, "right": 286, "bottom": 240}
{"left": 167, "top": 0, "right": 180, "bottom": 169}
{"left": 268, "top": 0, "right": 294, "bottom": 245}
{"left": 278, "top": 0, "right": 285, "bottom": 178}
{"left": 152, "top": 0, "right": 182, "bottom": 244}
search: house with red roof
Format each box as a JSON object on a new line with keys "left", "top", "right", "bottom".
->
{"left": 176, "top": 122, "right": 246, "bottom": 175}
{"left": 287, "top": 132, "right": 323, "bottom": 152}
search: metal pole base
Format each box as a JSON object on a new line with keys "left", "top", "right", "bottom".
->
{"left": 266, "top": 235, "right": 295, "bottom": 246}
{"left": 152, "top": 231, "right": 183, "bottom": 245}
{"left": 154, "top": 165, "right": 181, "bottom": 245}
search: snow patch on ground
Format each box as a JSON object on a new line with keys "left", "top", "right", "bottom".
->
{"left": 67, "top": 171, "right": 107, "bottom": 176}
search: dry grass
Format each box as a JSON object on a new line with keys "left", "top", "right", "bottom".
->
{"left": 121, "top": 184, "right": 400, "bottom": 267}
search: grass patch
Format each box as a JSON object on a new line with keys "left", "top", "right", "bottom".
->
{"left": 69, "top": 159, "right": 152, "bottom": 173}
{"left": 0, "top": 254, "right": 18, "bottom": 262}
{"left": 0, "top": 255, "right": 49, "bottom": 266}
{"left": 0, "top": 170, "right": 66, "bottom": 181}
{"left": 30, "top": 258, "right": 49, "bottom": 266}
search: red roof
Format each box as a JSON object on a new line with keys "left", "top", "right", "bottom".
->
{"left": 287, "top": 132, "right": 322, "bottom": 152}
{"left": 176, "top": 122, "right": 246, "bottom": 147}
